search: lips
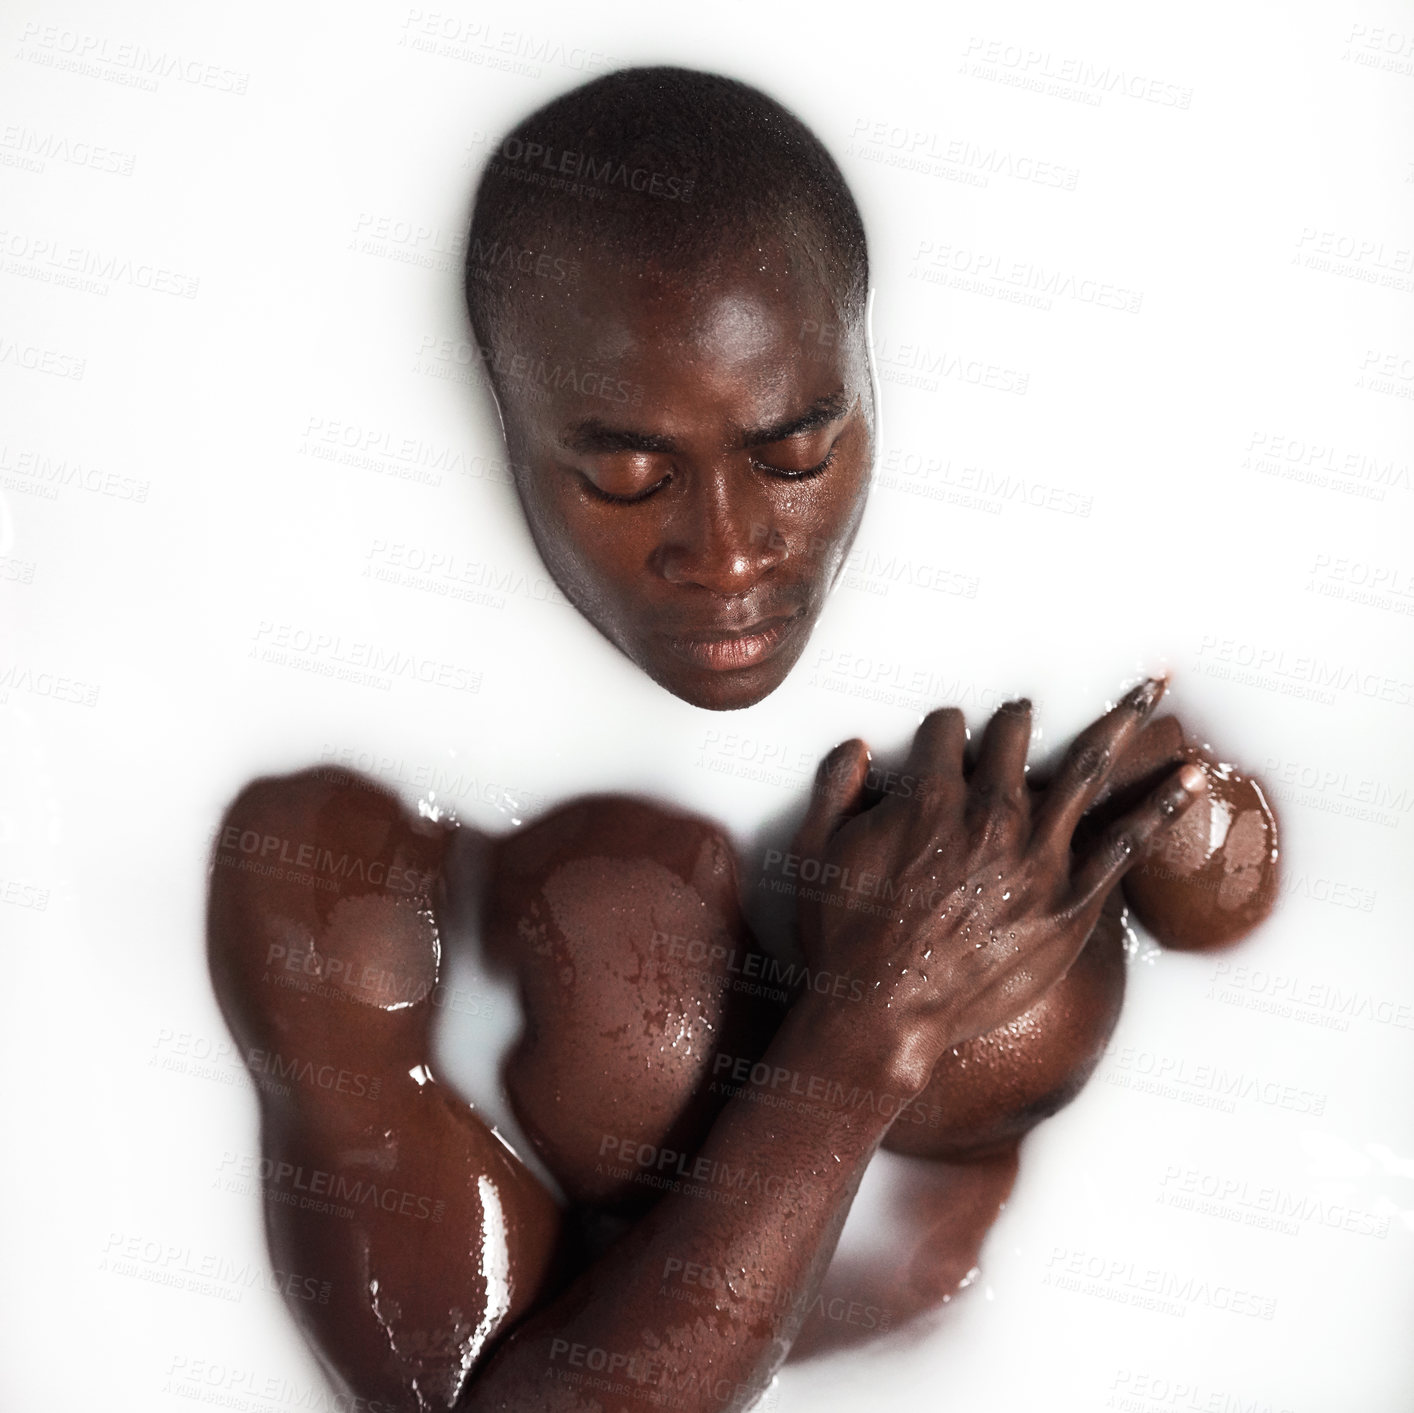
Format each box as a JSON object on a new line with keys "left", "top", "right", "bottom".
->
{"left": 666, "top": 609, "right": 804, "bottom": 673}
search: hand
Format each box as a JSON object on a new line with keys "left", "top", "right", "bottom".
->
{"left": 790, "top": 680, "right": 1206, "bottom": 1090}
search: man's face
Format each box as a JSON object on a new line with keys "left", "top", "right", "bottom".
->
{"left": 490, "top": 245, "right": 873, "bottom": 711}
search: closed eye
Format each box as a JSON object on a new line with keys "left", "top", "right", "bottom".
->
{"left": 751, "top": 446, "right": 838, "bottom": 481}
{"left": 578, "top": 436, "right": 839, "bottom": 502}
{"left": 579, "top": 472, "right": 672, "bottom": 505}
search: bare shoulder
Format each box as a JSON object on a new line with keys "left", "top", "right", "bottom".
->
{"left": 214, "top": 765, "right": 445, "bottom": 871}
{"left": 484, "top": 794, "right": 779, "bottom": 1207}
{"left": 207, "top": 765, "right": 451, "bottom": 1072}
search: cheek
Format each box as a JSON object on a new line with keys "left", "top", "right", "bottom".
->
{"left": 792, "top": 461, "right": 870, "bottom": 583}
{"left": 514, "top": 475, "right": 599, "bottom": 603}
{"left": 526, "top": 484, "right": 661, "bottom": 618}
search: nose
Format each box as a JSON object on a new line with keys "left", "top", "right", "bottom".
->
{"left": 654, "top": 467, "right": 786, "bottom": 596}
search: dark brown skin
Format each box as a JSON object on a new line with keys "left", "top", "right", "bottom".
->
{"left": 480, "top": 799, "right": 1117, "bottom": 1360}
{"left": 763, "top": 732, "right": 1147, "bottom": 1170}
{"left": 208, "top": 683, "right": 1210, "bottom": 1411}
{"left": 481, "top": 794, "right": 780, "bottom": 1210}
{"left": 1082, "top": 713, "right": 1283, "bottom": 950}
{"left": 207, "top": 770, "right": 561, "bottom": 1408}
{"left": 1124, "top": 750, "right": 1280, "bottom": 949}
{"left": 868, "top": 723, "right": 1182, "bottom": 1162}
{"left": 481, "top": 793, "right": 1029, "bottom": 1362}
{"left": 489, "top": 240, "right": 874, "bottom": 711}
{"left": 864, "top": 712, "right": 1282, "bottom": 1161}
{"left": 878, "top": 891, "right": 1127, "bottom": 1161}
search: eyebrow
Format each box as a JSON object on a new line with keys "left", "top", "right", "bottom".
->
{"left": 558, "top": 390, "right": 852, "bottom": 457}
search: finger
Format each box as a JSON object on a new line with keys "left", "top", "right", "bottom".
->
{"left": 970, "top": 697, "right": 1032, "bottom": 792}
{"left": 793, "top": 738, "right": 872, "bottom": 864}
{"left": 966, "top": 698, "right": 1033, "bottom": 849}
{"left": 1086, "top": 713, "right": 1185, "bottom": 817}
{"left": 904, "top": 706, "right": 967, "bottom": 807}
{"left": 1032, "top": 677, "right": 1166, "bottom": 856}
{"left": 1066, "top": 761, "right": 1206, "bottom": 914}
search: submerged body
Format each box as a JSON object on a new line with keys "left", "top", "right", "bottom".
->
{"left": 207, "top": 696, "right": 1276, "bottom": 1407}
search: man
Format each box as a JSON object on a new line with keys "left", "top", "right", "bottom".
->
{"left": 207, "top": 66, "right": 1270, "bottom": 1410}
{"left": 464, "top": 67, "right": 873, "bottom": 710}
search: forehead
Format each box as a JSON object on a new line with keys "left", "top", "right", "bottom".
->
{"left": 499, "top": 246, "right": 859, "bottom": 431}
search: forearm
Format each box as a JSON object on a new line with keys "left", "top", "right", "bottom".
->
{"left": 466, "top": 995, "right": 913, "bottom": 1412}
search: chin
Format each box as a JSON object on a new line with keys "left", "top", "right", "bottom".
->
{"left": 642, "top": 638, "right": 810, "bottom": 711}
{"left": 654, "top": 661, "right": 789, "bottom": 711}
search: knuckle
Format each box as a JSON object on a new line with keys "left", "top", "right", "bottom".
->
{"left": 1154, "top": 782, "right": 1190, "bottom": 821}
{"left": 1100, "top": 828, "right": 1137, "bottom": 871}
{"left": 998, "top": 783, "right": 1026, "bottom": 812}
{"left": 971, "top": 782, "right": 1024, "bottom": 826}
{"left": 1070, "top": 743, "right": 1112, "bottom": 784}
{"left": 912, "top": 769, "right": 950, "bottom": 804}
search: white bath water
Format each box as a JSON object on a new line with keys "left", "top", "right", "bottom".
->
{"left": 3, "top": 3, "right": 1410, "bottom": 1410}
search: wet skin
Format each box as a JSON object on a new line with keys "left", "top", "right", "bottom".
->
{"left": 208, "top": 683, "right": 1275, "bottom": 1407}
{"left": 207, "top": 772, "right": 560, "bottom": 1407}
{"left": 488, "top": 242, "right": 874, "bottom": 711}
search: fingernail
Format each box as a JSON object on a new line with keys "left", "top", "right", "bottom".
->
{"left": 1123, "top": 677, "right": 1166, "bottom": 717}
{"left": 1178, "top": 761, "right": 1207, "bottom": 794}
{"left": 1002, "top": 697, "right": 1032, "bottom": 715}
{"left": 1159, "top": 763, "right": 1206, "bottom": 819}
{"left": 820, "top": 738, "right": 868, "bottom": 786}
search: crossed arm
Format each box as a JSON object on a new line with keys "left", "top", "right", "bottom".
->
{"left": 207, "top": 682, "right": 1202, "bottom": 1411}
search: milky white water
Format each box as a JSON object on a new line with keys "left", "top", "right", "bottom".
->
{"left": 3, "top": 3, "right": 1411, "bottom": 1409}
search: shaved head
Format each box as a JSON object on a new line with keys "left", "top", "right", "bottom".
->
{"left": 463, "top": 66, "right": 869, "bottom": 372}
{"left": 461, "top": 68, "right": 874, "bottom": 710}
